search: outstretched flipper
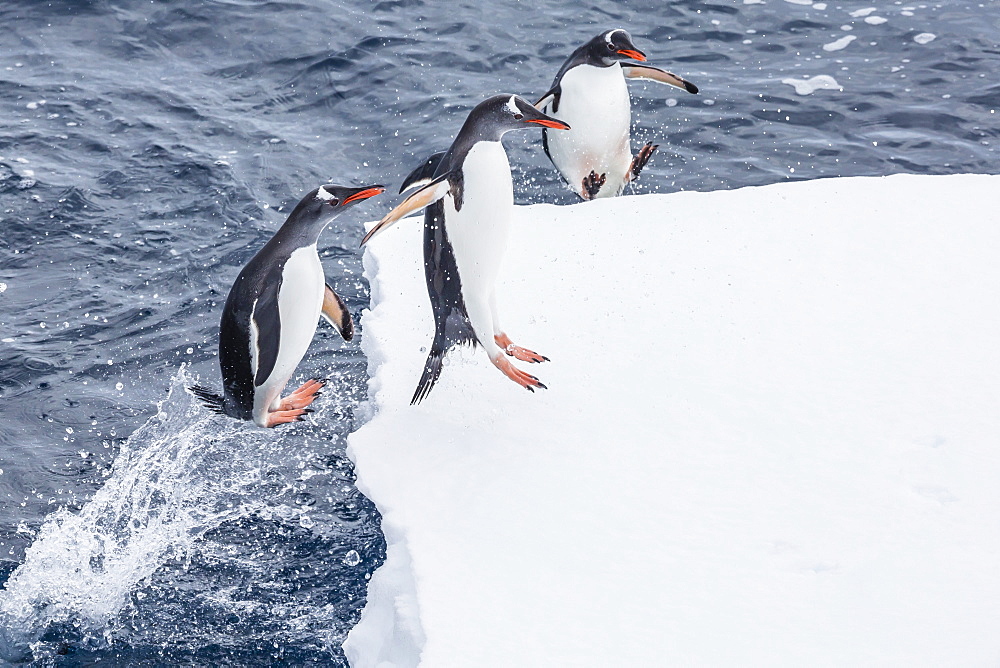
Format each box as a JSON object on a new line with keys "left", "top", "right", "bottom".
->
{"left": 321, "top": 282, "right": 354, "bottom": 341}
{"left": 400, "top": 152, "right": 447, "bottom": 194}
{"left": 628, "top": 142, "right": 659, "bottom": 182}
{"left": 622, "top": 64, "right": 699, "bottom": 94}
{"left": 533, "top": 85, "right": 562, "bottom": 112}
{"left": 361, "top": 173, "right": 453, "bottom": 245}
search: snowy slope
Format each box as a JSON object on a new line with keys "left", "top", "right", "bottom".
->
{"left": 345, "top": 175, "right": 1000, "bottom": 667}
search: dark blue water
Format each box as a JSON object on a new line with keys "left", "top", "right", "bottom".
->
{"left": 0, "top": 0, "right": 997, "bottom": 664}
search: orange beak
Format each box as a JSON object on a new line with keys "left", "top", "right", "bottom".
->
{"left": 617, "top": 49, "right": 646, "bottom": 61}
{"left": 342, "top": 186, "right": 385, "bottom": 205}
{"left": 526, "top": 118, "right": 571, "bottom": 130}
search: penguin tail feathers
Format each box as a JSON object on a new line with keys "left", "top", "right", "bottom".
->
{"left": 400, "top": 152, "right": 447, "bottom": 194}
{"left": 410, "top": 334, "right": 478, "bottom": 405}
{"left": 411, "top": 346, "right": 446, "bottom": 405}
{"left": 189, "top": 384, "right": 227, "bottom": 414}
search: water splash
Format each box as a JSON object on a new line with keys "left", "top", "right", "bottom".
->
{"left": 0, "top": 367, "right": 286, "bottom": 662}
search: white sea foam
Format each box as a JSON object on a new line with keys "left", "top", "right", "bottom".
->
{"left": 823, "top": 35, "right": 857, "bottom": 51}
{"left": 782, "top": 74, "right": 843, "bottom": 95}
{"left": 850, "top": 7, "right": 878, "bottom": 17}
{"left": 914, "top": 32, "right": 936, "bottom": 44}
{"left": 865, "top": 16, "right": 888, "bottom": 24}
{"left": 0, "top": 369, "right": 286, "bottom": 661}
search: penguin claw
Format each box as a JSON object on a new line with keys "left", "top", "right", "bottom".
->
{"left": 494, "top": 334, "right": 549, "bottom": 364}
{"left": 492, "top": 354, "right": 547, "bottom": 393}
{"left": 265, "top": 408, "right": 308, "bottom": 427}
{"left": 628, "top": 142, "right": 659, "bottom": 182}
{"left": 278, "top": 379, "right": 324, "bottom": 411}
{"left": 581, "top": 170, "right": 607, "bottom": 200}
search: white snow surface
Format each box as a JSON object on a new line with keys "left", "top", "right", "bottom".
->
{"left": 345, "top": 174, "right": 1000, "bottom": 667}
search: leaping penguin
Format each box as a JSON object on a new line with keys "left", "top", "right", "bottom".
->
{"left": 535, "top": 28, "right": 698, "bottom": 200}
{"left": 192, "top": 183, "right": 383, "bottom": 427}
{"left": 361, "top": 94, "right": 570, "bottom": 404}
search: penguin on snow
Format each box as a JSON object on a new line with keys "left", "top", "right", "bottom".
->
{"left": 193, "top": 184, "right": 383, "bottom": 427}
{"left": 535, "top": 28, "right": 698, "bottom": 200}
{"left": 361, "top": 94, "right": 571, "bottom": 404}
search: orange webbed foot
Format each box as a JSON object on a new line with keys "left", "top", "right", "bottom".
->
{"left": 278, "top": 379, "right": 324, "bottom": 411}
{"left": 265, "top": 408, "right": 310, "bottom": 427}
{"left": 492, "top": 354, "right": 547, "bottom": 392}
{"left": 494, "top": 333, "right": 548, "bottom": 364}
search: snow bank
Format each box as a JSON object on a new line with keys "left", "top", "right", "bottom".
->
{"left": 345, "top": 175, "right": 1000, "bottom": 666}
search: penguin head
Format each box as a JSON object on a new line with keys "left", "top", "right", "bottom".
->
{"left": 587, "top": 29, "right": 646, "bottom": 66}
{"left": 466, "top": 94, "right": 571, "bottom": 141}
{"left": 286, "top": 184, "right": 385, "bottom": 227}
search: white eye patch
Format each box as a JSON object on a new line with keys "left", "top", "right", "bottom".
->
{"left": 605, "top": 28, "right": 625, "bottom": 45}
{"left": 316, "top": 186, "right": 335, "bottom": 201}
{"left": 505, "top": 95, "right": 520, "bottom": 115}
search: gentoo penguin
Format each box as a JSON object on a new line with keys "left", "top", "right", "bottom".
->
{"left": 361, "top": 94, "right": 570, "bottom": 404}
{"left": 192, "top": 183, "right": 383, "bottom": 427}
{"left": 535, "top": 28, "right": 698, "bottom": 200}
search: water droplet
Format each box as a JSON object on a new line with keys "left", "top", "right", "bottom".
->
{"left": 299, "top": 514, "right": 314, "bottom": 529}
{"left": 115, "top": 382, "right": 124, "bottom": 391}
{"left": 343, "top": 550, "right": 361, "bottom": 566}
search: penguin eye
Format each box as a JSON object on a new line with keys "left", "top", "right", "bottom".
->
{"left": 607, "top": 43, "right": 615, "bottom": 50}
{"left": 328, "top": 198, "right": 340, "bottom": 206}
{"left": 514, "top": 113, "right": 523, "bottom": 120}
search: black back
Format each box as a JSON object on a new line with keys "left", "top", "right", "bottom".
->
{"left": 212, "top": 185, "right": 381, "bottom": 419}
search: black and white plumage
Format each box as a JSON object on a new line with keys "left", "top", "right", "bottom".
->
{"left": 192, "top": 184, "right": 383, "bottom": 428}
{"left": 535, "top": 28, "right": 698, "bottom": 200}
{"left": 362, "top": 94, "right": 570, "bottom": 404}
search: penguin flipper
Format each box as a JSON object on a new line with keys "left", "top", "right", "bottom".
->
{"left": 534, "top": 85, "right": 561, "bottom": 112}
{"left": 400, "top": 152, "right": 447, "bottom": 194}
{"left": 361, "top": 174, "right": 452, "bottom": 245}
{"left": 251, "top": 276, "right": 282, "bottom": 387}
{"left": 622, "top": 64, "right": 698, "bottom": 94}
{"left": 189, "top": 384, "right": 226, "bottom": 414}
{"left": 321, "top": 282, "right": 354, "bottom": 341}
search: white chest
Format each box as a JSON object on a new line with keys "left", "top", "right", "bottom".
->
{"left": 267, "top": 244, "right": 324, "bottom": 383}
{"left": 444, "top": 141, "right": 513, "bottom": 292}
{"left": 555, "top": 63, "right": 631, "bottom": 140}
{"left": 543, "top": 63, "right": 632, "bottom": 192}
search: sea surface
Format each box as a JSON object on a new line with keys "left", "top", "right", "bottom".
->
{"left": 0, "top": 0, "right": 997, "bottom": 664}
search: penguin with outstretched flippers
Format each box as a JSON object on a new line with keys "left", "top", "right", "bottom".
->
{"left": 535, "top": 28, "right": 698, "bottom": 200}
{"left": 192, "top": 184, "right": 383, "bottom": 427}
{"left": 362, "top": 95, "right": 570, "bottom": 404}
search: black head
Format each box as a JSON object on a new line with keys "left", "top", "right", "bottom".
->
{"left": 285, "top": 184, "right": 385, "bottom": 226}
{"left": 581, "top": 29, "right": 646, "bottom": 67}
{"left": 279, "top": 184, "right": 384, "bottom": 243}
{"left": 460, "top": 94, "right": 571, "bottom": 142}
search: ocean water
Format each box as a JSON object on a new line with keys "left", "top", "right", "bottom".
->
{"left": 0, "top": 0, "right": 997, "bottom": 664}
